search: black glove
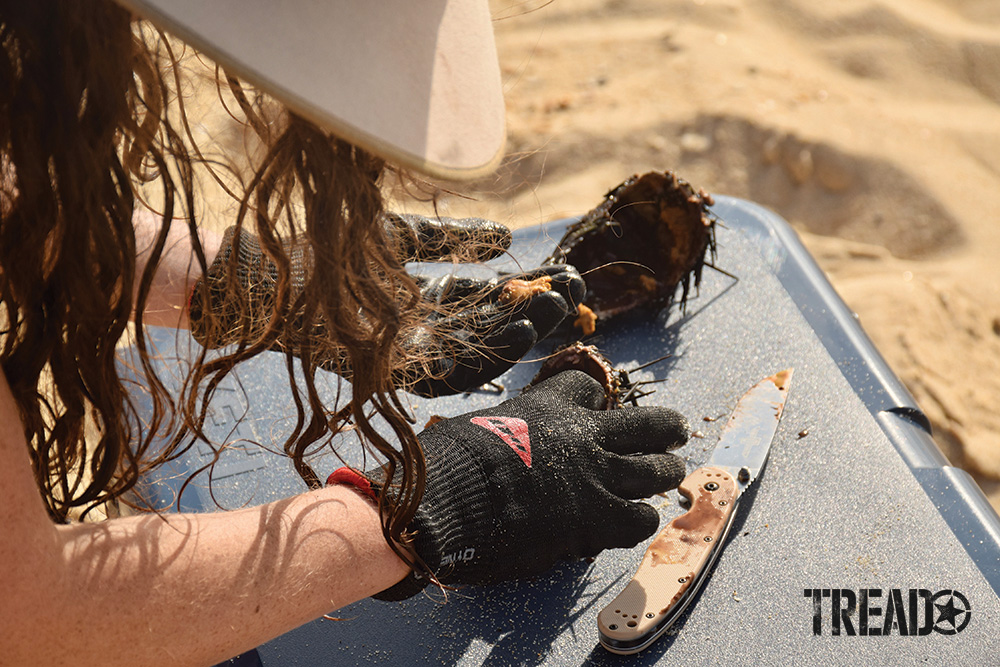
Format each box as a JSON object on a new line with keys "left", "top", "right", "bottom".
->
{"left": 391, "top": 213, "right": 585, "bottom": 396}
{"left": 404, "top": 264, "right": 584, "bottom": 396}
{"left": 332, "top": 370, "right": 690, "bottom": 600}
{"left": 188, "top": 216, "right": 584, "bottom": 396}
{"left": 383, "top": 212, "right": 511, "bottom": 263}
{"left": 188, "top": 213, "right": 512, "bottom": 334}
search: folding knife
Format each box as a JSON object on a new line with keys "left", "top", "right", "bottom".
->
{"left": 598, "top": 369, "right": 793, "bottom": 654}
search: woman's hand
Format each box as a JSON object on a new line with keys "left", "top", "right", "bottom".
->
{"left": 402, "top": 263, "right": 585, "bottom": 396}
{"left": 188, "top": 215, "right": 585, "bottom": 396}
{"left": 333, "top": 370, "right": 691, "bottom": 600}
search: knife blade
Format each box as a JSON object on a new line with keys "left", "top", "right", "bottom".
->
{"left": 597, "top": 368, "right": 793, "bottom": 655}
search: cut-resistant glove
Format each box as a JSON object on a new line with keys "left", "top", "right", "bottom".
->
{"left": 188, "top": 215, "right": 585, "bottom": 396}
{"left": 331, "top": 369, "right": 690, "bottom": 600}
{"left": 404, "top": 263, "right": 584, "bottom": 396}
{"left": 384, "top": 212, "right": 511, "bottom": 263}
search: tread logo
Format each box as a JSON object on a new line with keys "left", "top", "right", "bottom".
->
{"left": 470, "top": 416, "right": 531, "bottom": 467}
{"left": 804, "top": 588, "right": 971, "bottom": 636}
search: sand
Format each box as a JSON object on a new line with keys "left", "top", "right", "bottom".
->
{"left": 393, "top": 0, "right": 1000, "bottom": 510}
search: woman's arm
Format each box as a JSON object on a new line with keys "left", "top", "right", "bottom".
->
{"left": 133, "top": 208, "right": 222, "bottom": 330}
{"left": 0, "top": 368, "right": 410, "bottom": 666}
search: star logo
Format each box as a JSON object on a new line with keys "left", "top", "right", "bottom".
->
{"left": 932, "top": 589, "right": 971, "bottom": 635}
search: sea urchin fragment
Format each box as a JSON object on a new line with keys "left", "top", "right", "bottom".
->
{"left": 529, "top": 342, "right": 626, "bottom": 410}
{"left": 545, "top": 171, "right": 716, "bottom": 324}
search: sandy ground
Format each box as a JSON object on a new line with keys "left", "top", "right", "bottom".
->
{"left": 392, "top": 0, "right": 1000, "bottom": 510}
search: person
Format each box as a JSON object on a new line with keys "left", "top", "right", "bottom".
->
{"left": 0, "top": 1, "right": 691, "bottom": 664}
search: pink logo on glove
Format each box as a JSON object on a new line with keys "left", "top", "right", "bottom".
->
{"left": 470, "top": 416, "right": 531, "bottom": 467}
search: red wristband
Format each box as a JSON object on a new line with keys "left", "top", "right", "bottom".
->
{"left": 327, "top": 467, "right": 378, "bottom": 502}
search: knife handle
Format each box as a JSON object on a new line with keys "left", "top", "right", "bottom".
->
{"left": 598, "top": 467, "right": 738, "bottom": 653}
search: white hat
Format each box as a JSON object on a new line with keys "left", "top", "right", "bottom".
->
{"left": 114, "top": 0, "right": 506, "bottom": 180}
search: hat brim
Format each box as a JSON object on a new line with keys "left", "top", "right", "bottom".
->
{"left": 116, "top": 0, "right": 506, "bottom": 181}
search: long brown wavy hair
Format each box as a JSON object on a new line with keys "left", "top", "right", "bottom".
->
{"left": 0, "top": 0, "right": 430, "bottom": 573}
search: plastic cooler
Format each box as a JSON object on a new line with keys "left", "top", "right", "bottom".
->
{"left": 128, "top": 197, "right": 1000, "bottom": 665}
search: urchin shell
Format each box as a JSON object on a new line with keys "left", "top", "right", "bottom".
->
{"left": 529, "top": 342, "right": 624, "bottom": 410}
{"left": 546, "top": 171, "right": 716, "bottom": 320}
